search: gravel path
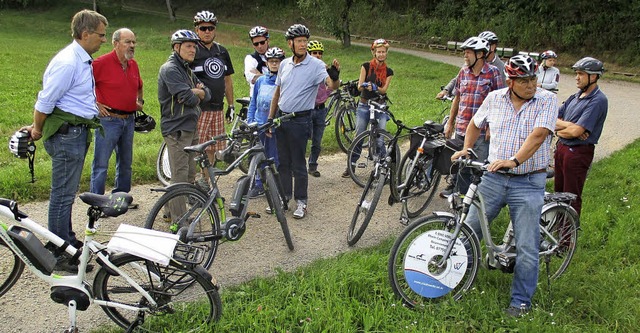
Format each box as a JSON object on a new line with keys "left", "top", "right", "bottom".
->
{"left": 1, "top": 50, "right": 638, "bottom": 332}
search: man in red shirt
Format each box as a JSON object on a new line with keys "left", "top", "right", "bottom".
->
{"left": 90, "top": 28, "right": 143, "bottom": 206}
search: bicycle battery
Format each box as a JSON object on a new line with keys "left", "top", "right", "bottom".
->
{"left": 7, "top": 226, "right": 56, "bottom": 274}
{"left": 230, "top": 175, "right": 250, "bottom": 216}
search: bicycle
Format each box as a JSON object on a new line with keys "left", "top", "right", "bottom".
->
{"left": 0, "top": 192, "right": 221, "bottom": 332}
{"left": 145, "top": 113, "right": 296, "bottom": 271}
{"left": 345, "top": 94, "right": 398, "bottom": 187}
{"left": 324, "top": 79, "right": 360, "bottom": 153}
{"left": 388, "top": 152, "right": 580, "bottom": 307}
{"left": 347, "top": 110, "right": 450, "bottom": 246}
{"left": 156, "top": 97, "right": 252, "bottom": 186}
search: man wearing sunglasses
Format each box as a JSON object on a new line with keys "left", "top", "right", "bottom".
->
{"left": 191, "top": 10, "right": 235, "bottom": 190}
{"left": 244, "top": 26, "right": 270, "bottom": 97}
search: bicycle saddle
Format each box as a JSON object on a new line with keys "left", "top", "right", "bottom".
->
{"left": 423, "top": 121, "right": 444, "bottom": 134}
{"left": 236, "top": 97, "right": 251, "bottom": 107}
{"left": 79, "top": 192, "right": 133, "bottom": 217}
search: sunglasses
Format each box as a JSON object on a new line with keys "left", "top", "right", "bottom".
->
{"left": 311, "top": 51, "right": 323, "bottom": 55}
{"left": 252, "top": 40, "right": 267, "bottom": 47}
{"left": 198, "top": 26, "right": 216, "bottom": 32}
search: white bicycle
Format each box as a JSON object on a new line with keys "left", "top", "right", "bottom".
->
{"left": 0, "top": 192, "right": 221, "bottom": 332}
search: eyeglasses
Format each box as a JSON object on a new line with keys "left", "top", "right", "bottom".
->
{"left": 267, "top": 59, "right": 281, "bottom": 64}
{"left": 198, "top": 26, "right": 216, "bottom": 32}
{"left": 91, "top": 31, "right": 106, "bottom": 38}
{"left": 252, "top": 40, "right": 267, "bottom": 47}
{"left": 310, "top": 51, "right": 323, "bottom": 55}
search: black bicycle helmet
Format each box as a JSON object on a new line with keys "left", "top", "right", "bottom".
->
{"left": 134, "top": 111, "right": 156, "bottom": 133}
{"left": 504, "top": 55, "right": 538, "bottom": 78}
{"left": 478, "top": 31, "right": 499, "bottom": 44}
{"left": 9, "top": 130, "right": 35, "bottom": 159}
{"left": 193, "top": 11, "right": 218, "bottom": 26}
{"left": 572, "top": 57, "right": 605, "bottom": 75}
{"left": 285, "top": 24, "right": 310, "bottom": 40}
{"left": 540, "top": 50, "right": 558, "bottom": 60}
{"left": 249, "top": 26, "right": 269, "bottom": 39}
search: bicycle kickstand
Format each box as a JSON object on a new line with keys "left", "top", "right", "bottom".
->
{"left": 64, "top": 300, "right": 79, "bottom": 333}
{"left": 399, "top": 203, "right": 410, "bottom": 226}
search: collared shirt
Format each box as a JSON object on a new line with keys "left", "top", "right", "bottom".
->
{"left": 474, "top": 87, "right": 558, "bottom": 174}
{"left": 315, "top": 82, "right": 331, "bottom": 105}
{"left": 454, "top": 62, "right": 504, "bottom": 136}
{"left": 93, "top": 50, "right": 143, "bottom": 112}
{"left": 34, "top": 40, "right": 98, "bottom": 119}
{"left": 276, "top": 54, "right": 328, "bottom": 113}
{"left": 558, "top": 87, "right": 608, "bottom": 146}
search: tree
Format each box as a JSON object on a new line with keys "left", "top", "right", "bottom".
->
{"left": 165, "top": 0, "right": 176, "bottom": 22}
{"left": 298, "top": 0, "right": 355, "bottom": 47}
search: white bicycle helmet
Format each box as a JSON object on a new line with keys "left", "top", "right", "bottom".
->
{"left": 249, "top": 26, "right": 269, "bottom": 39}
{"left": 460, "top": 36, "right": 490, "bottom": 55}
{"left": 171, "top": 29, "right": 200, "bottom": 46}
{"left": 540, "top": 50, "right": 558, "bottom": 59}
{"left": 265, "top": 47, "right": 285, "bottom": 60}
{"left": 478, "top": 31, "right": 499, "bottom": 44}
{"left": 193, "top": 10, "right": 218, "bottom": 26}
{"left": 9, "top": 130, "right": 35, "bottom": 159}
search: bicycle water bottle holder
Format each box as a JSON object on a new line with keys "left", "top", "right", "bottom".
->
{"left": 172, "top": 243, "right": 206, "bottom": 265}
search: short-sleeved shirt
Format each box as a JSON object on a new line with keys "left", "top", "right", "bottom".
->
{"left": 191, "top": 41, "right": 234, "bottom": 111}
{"left": 92, "top": 50, "right": 143, "bottom": 112}
{"left": 360, "top": 62, "right": 394, "bottom": 101}
{"left": 276, "top": 54, "right": 328, "bottom": 113}
{"left": 474, "top": 87, "right": 558, "bottom": 174}
{"left": 557, "top": 87, "right": 608, "bottom": 146}
{"left": 454, "top": 63, "right": 504, "bottom": 136}
{"left": 244, "top": 51, "right": 269, "bottom": 97}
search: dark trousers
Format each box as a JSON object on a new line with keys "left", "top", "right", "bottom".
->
{"left": 308, "top": 106, "right": 328, "bottom": 168}
{"left": 554, "top": 142, "right": 595, "bottom": 216}
{"left": 276, "top": 115, "right": 311, "bottom": 203}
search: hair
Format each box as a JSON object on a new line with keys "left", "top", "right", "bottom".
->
{"left": 71, "top": 9, "right": 108, "bottom": 39}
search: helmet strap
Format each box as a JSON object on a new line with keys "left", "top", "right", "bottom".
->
{"left": 28, "top": 150, "right": 36, "bottom": 183}
{"left": 510, "top": 87, "right": 533, "bottom": 102}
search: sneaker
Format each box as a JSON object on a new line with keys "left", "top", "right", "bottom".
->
{"left": 248, "top": 186, "right": 265, "bottom": 198}
{"left": 54, "top": 251, "right": 94, "bottom": 274}
{"left": 195, "top": 177, "right": 211, "bottom": 193}
{"left": 293, "top": 201, "right": 307, "bottom": 219}
{"left": 439, "top": 183, "right": 455, "bottom": 198}
{"left": 503, "top": 305, "right": 531, "bottom": 318}
{"left": 308, "top": 166, "right": 321, "bottom": 177}
{"left": 265, "top": 206, "right": 272, "bottom": 214}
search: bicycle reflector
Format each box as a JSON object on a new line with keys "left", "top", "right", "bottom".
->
{"left": 9, "top": 130, "right": 35, "bottom": 159}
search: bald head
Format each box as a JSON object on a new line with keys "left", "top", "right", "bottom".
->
{"left": 112, "top": 28, "right": 137, "bottom": 61}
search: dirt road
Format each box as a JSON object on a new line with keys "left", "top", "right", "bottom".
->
{"left": 2, "top": 49, "right": 637, "bottom": 332}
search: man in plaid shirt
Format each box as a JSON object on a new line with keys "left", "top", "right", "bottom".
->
{"left": 451, "top": 55, "right": 558, "bottom": 318}
{"left": 442, "top": 36, "right": 504, "bottom": 197}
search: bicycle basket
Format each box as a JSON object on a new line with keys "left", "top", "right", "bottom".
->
{"left": 433, "top": 137, "right": 464, "bottom": 175}
{"left": 347, "top": 80, "right": 360, "bottom": 97}
{"left": 409, "top": 129, "right": 444, "bottom": 153}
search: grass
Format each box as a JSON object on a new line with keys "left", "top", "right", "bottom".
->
{"left": 1, "top": 4, "right": 638, "bottom": 333}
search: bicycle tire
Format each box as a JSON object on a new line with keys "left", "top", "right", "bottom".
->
{"left": 324, "top": 93, "right": 339, "bottom": 126}
{"left": 93, "top": 253, "right": 221, "bottom": 332}
{"left": 347, "top": 130, "right": 397, "bottom": 188}
{"left": 347, "top": 169, "right": 385, "bottom": 246}
{"left": 263, "top": 168, "right": 294, "bottom": 250}
{"left": 156, "top": 142, "right": 171, "bottom": 186}
{"left": 0, "top": 238, "right": 24, "bottom": 297}
{"left": 144, "top": 185, "right": 220, "bottom": 270}
{"left": 335, "top": 105, "right": 358, "bottom": 154}
{"left": 388, "top": 215, "right": 481, "bottom": 307}
{"left": 539, "top": 204, "right": 579, "bottom": 280}
{"left": 396, "top": 149, "right": 442, "bottom": 218}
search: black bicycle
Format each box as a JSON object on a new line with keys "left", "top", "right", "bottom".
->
{"left": 324, "top": 79, "right": 360, "bottom": 153}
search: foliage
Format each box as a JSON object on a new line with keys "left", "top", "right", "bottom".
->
{"left": 297, "top": 0, "right": 356, "bottom": 45}
{"left": 0, "top": 0, "right": 57, "bottom": 8}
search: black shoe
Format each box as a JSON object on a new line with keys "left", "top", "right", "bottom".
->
{"left": 129, "top": 203, "right": 139, "bottom": 209}
{"left": 439, "top": 183, "right": 455, "bottom": 198}
{"left": 308, "top": 169, "right": 321, "bottom": 177}
{"left": 504, "top": 305, "right": 531, "bottom": 318}
{"left": 248, "top": 187, "right": 265, "bottom": 198}
{"left": 341, "top": 168, "right": 351, "bottom": 178}
{"left": 54, "top": 252, "right": 94, "bottom": 274}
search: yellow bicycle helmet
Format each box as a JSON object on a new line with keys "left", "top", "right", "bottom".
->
{"left": 307, "top": 40, "right": 324, "bottom": 53}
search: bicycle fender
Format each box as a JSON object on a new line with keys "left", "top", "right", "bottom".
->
{"left": 150, "top": 182, "right": 207, "bottom": 195}
{"left": 431, "top": 211, "right": 456, "bottom": 219}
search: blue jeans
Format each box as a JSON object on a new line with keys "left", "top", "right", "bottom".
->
{"left": 90, "top": 115, "right": 135, "bottom": 194}
{"left": 276, "top": 114, "right": 311, "bottom": 203}
{"left": 349, "top": 102, "right": 388, "bottom": 164}
{"left": 308, "top": 106, "right": 328, "bottom": 169}
{"left": 255, "top": 131, "right": 279, "bottom": 189}
{"left": 464, "top": 171, "right": 546, "bottom": 308}
{"left": 43, "top": 125, "right": 90, "bottom": 244}
{"left": 456, "top": 133, "right": 489, "bottom": 194}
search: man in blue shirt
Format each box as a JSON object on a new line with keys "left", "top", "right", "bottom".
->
{"left": 267, "top": 24, "right": 339, "bottom": 219}
{"left": 554, "top": 57, "right": 608, "bottom": 215}
{"left": 23, "top": 9, "right": 108, "bottom": 273}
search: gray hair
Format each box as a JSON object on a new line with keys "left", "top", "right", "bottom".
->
{"left": 71, "top": 9, "right": 108, "bottom": 39}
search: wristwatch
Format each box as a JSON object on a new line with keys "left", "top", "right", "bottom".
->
{"left": 510, "top": 156, "right": 520, "bottom": 167}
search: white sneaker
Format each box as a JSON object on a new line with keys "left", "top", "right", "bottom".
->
{"left": 293, "top": 201, "right": 307, "bottom": 219}
{"left": 265, "top": 206, "right": 272, "bottom": 214}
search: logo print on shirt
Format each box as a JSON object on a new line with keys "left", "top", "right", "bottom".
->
{"left": 204, "top": 57, "right": 225, "bottom": 79}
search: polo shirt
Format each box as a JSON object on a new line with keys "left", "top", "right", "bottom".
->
{"left": 92, "top": 50, "right": 143, "bottom": 112}
{"left": 558, "top": 87, "right": 608, "bottom": 146}
{"left": 276, "top": 54, "right": 328, "bottom": 113}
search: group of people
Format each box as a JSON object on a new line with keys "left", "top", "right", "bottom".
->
{"left": 19, "top": 8, "right": 609, "bottom": 318}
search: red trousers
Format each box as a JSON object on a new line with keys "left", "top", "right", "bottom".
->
{"left": 554, "top": 142, "right": 595, "bottom": 216}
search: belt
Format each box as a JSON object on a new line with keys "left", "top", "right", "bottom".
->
{"left": 278, "top": 110, "right": 311, "bottom": 118}
{"left": 56, "top": 123, "right": 88, "bottom": 135}
{"left": 106, "top": 108, "right": 135, "bottom": 118}
{"left": 503, "top": 168, "right": 547, "bottom": 177}
{"left": 314, "top": 103, "right": 325, "bottom": 110}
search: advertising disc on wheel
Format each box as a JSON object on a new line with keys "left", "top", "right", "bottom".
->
{"left": 403, "top": 229, "right": 468, "bottom": 298}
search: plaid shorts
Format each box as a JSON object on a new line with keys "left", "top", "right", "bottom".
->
{"left": 197, "top": 110, "right": 226, "bottom": 152}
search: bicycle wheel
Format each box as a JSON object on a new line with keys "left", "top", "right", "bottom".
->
{"left": 539, "top": 204, "right": 579, "bottom": 280}
{"left": 145, "top": 185, "right": 220, "bottom": 270}
{"left": 0, "top": 239, "right": 24, "bottom": 297}
{"left": 263, "top": 167, "right": 294, "bottom": 250}
{"left": 347, "top": 130, "right": 397, "bottom": 188}
{"left": 396, "top": 150, "right": 442, "bottom": 218}
{"left": 324, "top": 93, "right": 339, "bottom": 126}
{"left": 388, "top": 215, "right": 481, "bottom": 307}
{"left": 93, "top": 253, "right": 221, "bottom": 332}
{"left": 156, "top": 142, "right": 171, "bottom": 186}
{"left": 347, "top": 169, "right": 386, "bottom": 246}
{"left": 335, "top": 105, "right": 358, "bottom": 154}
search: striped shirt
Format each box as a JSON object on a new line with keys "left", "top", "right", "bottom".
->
{"left": 473, "top": 88, "right": 558, "bottom": 174}
{"left": 454, "top": 63, "right": 504, "bottom": 136}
